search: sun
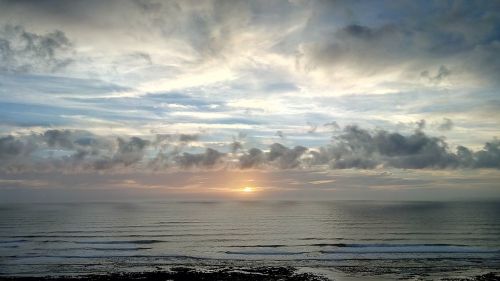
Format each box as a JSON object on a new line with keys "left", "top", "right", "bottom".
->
{"left": 242, "top": 186, "right": 254, "bottom": 193}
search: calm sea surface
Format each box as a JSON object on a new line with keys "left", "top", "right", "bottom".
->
{"left": 1, "top": 201, "right": 499, "bottom": 278}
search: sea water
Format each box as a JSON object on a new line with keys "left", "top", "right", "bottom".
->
{"left": 0, "top": 201, "right": 499, "bottom": 279}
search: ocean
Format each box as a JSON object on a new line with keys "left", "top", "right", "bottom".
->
{"left": 0, "top": 201, "right": 499, "bottom": 280}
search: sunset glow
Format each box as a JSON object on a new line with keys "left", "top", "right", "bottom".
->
{"left": 0, "top": 0, "right": 498, "bottom": 202}
{"left": 242, "top": 186, "right": 255, "bottom": 193}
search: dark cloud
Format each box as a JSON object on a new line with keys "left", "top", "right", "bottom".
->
{"left": 331, "top": 156, "right": 378, "bottom": 169}
{"left": 416, "top": 119, "right": 426, "bottom": 131}
{"left": 276, "top": 130, "right": 285, "bottom": 139}
{"left": 312, "top": 125, "right": 459, "bottom": 169}
{"left": 42, "top": 130, "right": 111, "bottom": 162}
{"left": 238, "top": 144, "right": 308, "bottom": 169}
{"left": 268, "top": 143, "right": 308, "bottom": 169}
{"left": 113, "top": 137, "right": 150, "bottom": 166}
{"left": 175, "top": 148, "right": 224, "bottom": 169}
{"left": 152, "top": 134, "right": 173, "bottom": 149}
{"left": 238, "top": 148, "right": 264, "bottom": 169}
{"left": 456, "top": 145, "right": 475, "bottom": 167}
{"left": 43, "top": 129, "right": 75, "bottom": 149}
{"left": 178, "top": 134, "right": 199, "bottom": 143}
{"left": 132, "top": 0, "right": 162, "bottom": 12}
{"left": 337, "top": 24, "right": 398, "bottom": 41}
{"left": 0, "top": 127, "right": 499, "bottom": 172}
{"left": 324, "top": 121, "right": 340, "bottom": 130}
{"left": 69, "top": 135, "right": 150, "bottom": 170}
{"left": 230, "top": 140, "right": 243, "bottom": 154}
{"left": 0, "top": 135, "right": 36, "bottom": 158}
{"left": 421, "top": 65, "right": 451, "bottom": 83}
{"left": 474, "top": 140, "right": 500, "bottom": 169}
{"left": 299, "top": 1, "right": 500, "bottom": 85}
{"left": 300, "top": 23, "right": 406, "bottom": 73}
{"left": 307, "top": 122, "right": 318, "bottom": 134}
{"left": 0, "top": 25, "right": 73, "bottom": 73}
{"left": 129, "top": 51, "right": 152, "bottom": 65}
{"left": 0, "top": 130, "right": 152, "bottom": 171}
{"left": 437, "top": 118, "right": 454, "bottom": 131}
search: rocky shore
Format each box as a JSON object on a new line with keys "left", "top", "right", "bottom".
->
{"left": 0, "top": 266, "right": 329, "bottom": 281}
{"left": 1, "top": 267, "right": 499, "bottom": 281}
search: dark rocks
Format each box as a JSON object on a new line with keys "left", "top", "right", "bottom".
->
{"left": 442, "top": 272, "right": 500, "bottom": 281}
{"left": 0, "top": 266, "right": 330, "bottom": 281}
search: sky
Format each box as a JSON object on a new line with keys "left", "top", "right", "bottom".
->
{"left": 0, "top": 0, "right": 499, "bottom": 202}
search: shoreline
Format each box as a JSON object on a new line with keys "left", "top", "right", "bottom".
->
{"left": 0, "top": 266, "right": 499, "bottom": 281}
{"left": 0, "top": 266, "right": 328, "bottom": 281}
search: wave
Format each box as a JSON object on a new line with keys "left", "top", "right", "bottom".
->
{"left": 298, "top": 237, "right": 500, "bottom": 242}
{"left": 0, "top": 239, "right": 28, "bottom": 244}
{"left": 1, "top": 254, "right": 206, "bottom": 260}
{"left": 322, "top": 243, "right": 465, "bottom": 247}
{"left": 299, "top": 237, "right": 345, "bottom": 241}
{"left": 221, "top": 243, "right": 500, "bottom": 257}
{"left": 71, "top": 240, "right": 165, "bottom": 245}
{"left": 224, "top": 250, "right": 306, "bottom": 256}
{"left": 1, "top": 233, "right": 256, "bottom": 238}
{"left": 318, "top": 243, "right": 499, "bottom": 253}
{"left": 0, "top": 245, "right": 19, "bottom": 248}
{"left": 32, "top": 247, "right": 152, "bottom": 251}
{"left": 226, "top": 244, "right": 288, "bottom": 248}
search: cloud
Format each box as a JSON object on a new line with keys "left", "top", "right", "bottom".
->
{"left": 268, "top": 143, "right": 308, "bottom": 169}
{"left": 298, "top": 1, "right": 500, "bottom": 91}
{"left": 307, "top": 122, "right": 318, "bottom": 134}
{"left": 175, "top": 148, "right": 224, "bottom": 169}
{"left": 324, "top": 121, "right": 340, "bottom": 131}
{"left": 0, "top": 135, "right": 36, "bottom": 158}
{"left": 230, "top": 140, "right": 243, "bottom": 154}
{"left": 312, "top": 125, "right": 459, "bottom": 169}
{"left": 298, "top": 23, "right": 408, "bottom": 74}
{"left": 309, "top": 125, "right": 499, "bottom": 169}
{"left": 416, "top": 119, "right": 426, "bottom": 131}
{"left": 238, "top": 148, "right": 265, "bottom": 169}
{"left": 44, "top": 129, "right": 76, "bottom": 149}
{"left": 0, "top": 125, "right": 499, "bottom": 172}
{"left": 178, "top": 134, "right": 199, "bottom": 143}
{"left": 474, "top": 140, "right": 500, "bottom": 169}
{"left": 421, "top": 65, "right": 451, "bottom": 84}
{"left": 437, "top": 118, "right": 454, "bottom": 131}
{"left": 0, "top": 25, "right": 73, "bottom": 73}
{"left": 0, "top": 0, "right": 498, "bottom": 172}
{"left": 0, "top": 130, "right": 194, "bottom": 171}
{"left": 90, "top": 136, "right": 156, "bottom": 170}
{"left": 113, "top": 137, "right": 150, "bottom": 166}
